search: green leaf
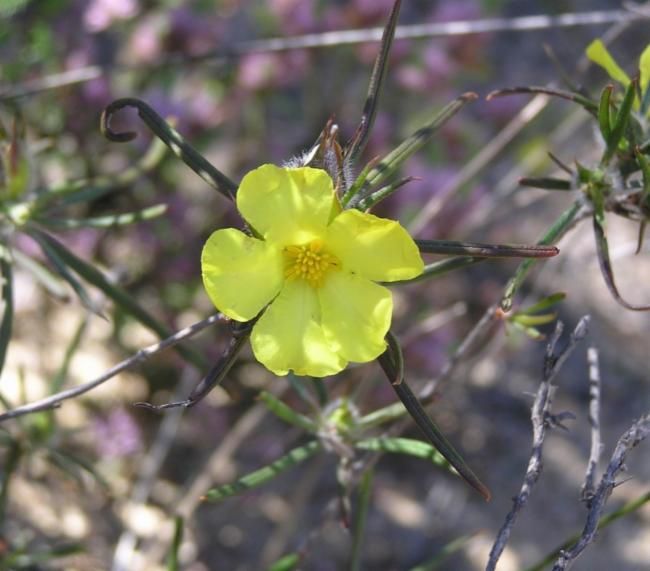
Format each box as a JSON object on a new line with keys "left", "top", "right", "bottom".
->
{"left": 501, "top": 201, "right": 581, "bottom": 311}
{"left": 597, "top": 84, "right": 613, "bottom": 141}
{"left": 353, "top": 176, "right": 414, "bottom": 210}
{"left": 519, "top": 176, "right": 572, "bottom": 191}
{"left": 640, "top": 45, "right": 650, "bottom": 95}
{"left": 30, "top": 230, "right": 102, "bottom": 315}
{"left": 350, "top": 469, "right": 373, "bottom": 571}
{"left": 510, "top": 313, "right": 557, "bottom": 327}
{"left": 602, "top": 78, "right": 637, "bottom": 165}
{"left": 362, "top": 93, "right": 477, "bottom": 191}
{"left": 355, "top": 438, "right": 451, "bottom": 470}
{"left": 38, "top": 204, "right": 167, "bottom": 229}
{"left": 12, "top": 248, "right": 69, "bottom": 300}
{"left": 203, "top": 441, "right": 321, "bottom": 502}
{"left": 378, "top": 344, "right": 490, "bottom": 501}
{"left": 166, "top": 516, "right": 184, "bottom": 571}
{"left": 592, "top": 215, "right": 650, "bottom": 310}
{"left": 345, "top": 0, "right": 402, "bottom": 162}
{"left": 258, "top": 391, "right": 317, "bottom": 433}
{"left": 586, "top": 39, "right": 630, "bottom": 86}
{"left": 268, "top": 554, "right": 300, "bottom": 571}
{"left": 388, "top": 256, "right": 485, "bottom": 286}
{"left": 26, "top": 229, "right": 207, "bottom": 369}
{"left": 518, "top": 292, "right": 566, "bottom": 314}
{"left": 416, "top": 240, "right": 559, "bottom": 259}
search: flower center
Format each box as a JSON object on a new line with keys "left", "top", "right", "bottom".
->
{"left": 283, "top": 239, "right": 340, "bottom": 288}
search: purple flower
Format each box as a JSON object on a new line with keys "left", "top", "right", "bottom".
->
{"left": 84, "top": 0, "right": 140, "bottom": 32}
{"left": 93, "top": 408, "right": 142, "bottom": 458}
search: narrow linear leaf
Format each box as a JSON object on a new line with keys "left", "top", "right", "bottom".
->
{"left": 12, "top": 248, "right": 69, "bottom": 300}
{"left": 350, "top": 469, "right": 373, "bottom": 571}
{"left": 202, "top": 440, "right": 321, "bottom": 502}
{"left": 50, "top": 318, "right": 87, "bottom": 395}
{"left": 345, "top": 0, "right": 402, "bottom": 162}
{"left": 27, "top": 229, "right": 207, "bottom": 368}
{"left": 166, "top": 516, "right": 184, "bottom": 571}
{"left": 518, "top": 292, "right": 566, "bottom": 314}
{"left": 36, "top": 135, "right": 167, "bottom": 208}
{"left": 511, "top": 313, "right": 557, "bottom": 327}
{"left": 598, "top": 84, "right": 613, "bottom": 141}
{"left": 585, "top": 39, "right": 631, "bottom": 87}
{"left": 501, "top": 201, "right": 581, "bottom": 311}
{"left": 519, "top": 176, "right": 572, "bottom": 191}
{"left": 0, "top": 253, "right": 14, "bottom": 379}
{"left": 39, "top": 204, "right": 167, "bottom": 229}
{"left": 378, "top": 343, "right": 490, "bottom": 501}
{"left": 353, "top": 176, "right": 415, "bottom": 210}
{"left": 355, "top": 438, "right": 450, "bottom": 470}
{"left": 269, "top": 554, "right": 300, "bottom": 571}
{"left": 341, "top": 157, "right": 379, "bottom": 206}
{"left": 602, "top": 78, "right": 637, "bottom": 165}
{"left": 101, "top": 98, "right": 237, "bottom": 200}
{"left": 363, "top": 93, "right": 477, "bottom": 190}
{"left": 4, "top": 543, "right": 84, "bottom": 568}
{"left": 486, "top": 86, "right": 597, "bottom": 113}
{"left": 592, "top": 215, "right": 650, "bottom": 310}
{"left": 416, "top": 240, "right": 559, "bottom": 259}
{"left": 258, "top": 390, "right": 317, "bottom": 433}
{"left": 30, "top": 232, "right": 102, "bottom": 316}
{"left": 357, "top": 402, "right": 406, "bottom": 430}
{"left": 46, "top": 447, "right": 109, "bottom": 489}
{"left": 389, "top": 256, "right": 485, "bottom": 286}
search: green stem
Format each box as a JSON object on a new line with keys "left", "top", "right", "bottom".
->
{"left": 202, "top": 440, "right": 322, "bottom": 502}
{"left": 501, "top": 201, "right": 582, "bottom": 311}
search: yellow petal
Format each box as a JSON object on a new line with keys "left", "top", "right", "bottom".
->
{"left": 586, "top": 39, "right": 630, "bottom": 86}
{"left": 251, "top": 280, "right": 346, "bottom": 377}
{"left": 320, "top": 272, "right": 392, "bottom": 362}
{"left": 325, "top": 209, "right": 424, "bottom": 282}
{"left": 237, "top": 164, "right": 336, "bottom": 246}
{"left": 201, "top": 228, "right": 283, "bottom": 321}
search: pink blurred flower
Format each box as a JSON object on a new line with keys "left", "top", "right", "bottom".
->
{"left": 84, "top": 0, "right": 139, "bottom": 32}
{"left": 269, "top": 0, "right": 318, "bottom": 34}
{"left": 93, "top": 408, "right": 142, "bottom": 458}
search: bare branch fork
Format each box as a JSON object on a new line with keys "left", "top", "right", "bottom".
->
{"left": 552, "top": 413, "right": 650, "bottom": 570}
{"left": 0, "top": 314, "right": 226, "bottom": 422}
{"left": 486, "top": 316, "right": 590, "bottom": 571}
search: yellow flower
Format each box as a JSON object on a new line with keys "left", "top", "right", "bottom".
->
{"left": 201, "top": 164, "right": 423, "bottom": 377}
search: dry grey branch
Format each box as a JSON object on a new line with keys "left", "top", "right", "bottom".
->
{"left": 581, "top": 346, "right": 602, "bottom": 505}
{"left": 0, "top": 313, "right": 225, "bottom": 422}
{"left": 552, "top": 414, "right": 650, "bottom": 571}
{"left": 486, "top": 317, "right": 590, "bottom": 571}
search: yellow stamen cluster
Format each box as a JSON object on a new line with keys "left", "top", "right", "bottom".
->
{"left": 284, "top": 240, "right": 340, "bottom": 288}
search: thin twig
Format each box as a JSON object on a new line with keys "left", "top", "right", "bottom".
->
{"left": 552, "top": 413, "right": 650, "bottom": 571}
{"left": 3, "top": 10, "right": 647, "bottom": 101}
{"left": 486, "top": 317, "right": 590, "bottom": 571}
{"left": 0, "top": 314, "right": 225, "bottom": 422}
{"left": 581, "top": 347, "right": 602, "bottom": 505}
{"left": 111, "top": 369, "right": 195, "bottom": 571}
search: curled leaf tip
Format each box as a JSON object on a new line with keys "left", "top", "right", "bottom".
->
{"left": 101, "top": 102, "right": 137, "bottom": 142}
